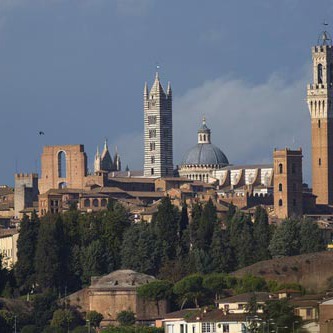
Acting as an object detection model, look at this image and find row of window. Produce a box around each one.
[83,198,108,208]
[149,129,170,138]
[278,183,298,191]
[147,115,169,125]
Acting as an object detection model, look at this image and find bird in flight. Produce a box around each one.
[38,131,45,135]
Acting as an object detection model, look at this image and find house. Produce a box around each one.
[217,292,271,314]
[161,308,247,333]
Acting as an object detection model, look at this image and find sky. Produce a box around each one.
[0,0,333,186]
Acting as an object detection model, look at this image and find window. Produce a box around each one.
[151,168,154,175]
[306,308,312,317]
[291,163,296,174]
[318,63,323,84]
[319,158,322,166]
[279,199,283,207]
[166,325,174,333]
[148,115,157,125]
[279,163,283,174]
[224,304,229,312]
[101,199,107,207]
[223,324,229,333]
[84,199,90,207]
[202,323,216,333]
[238,304,243,310]
[93,199,99,207]
[180,324,185,333]
[58,151,66,178]
[151,156,155,164]
[279,183,283,192]
[149,129,156,138]
[150,142,156,151]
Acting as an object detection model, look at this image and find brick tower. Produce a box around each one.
[144,72,173,177]
[307,30,333,205]
[273,148,303,218]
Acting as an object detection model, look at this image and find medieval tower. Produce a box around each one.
[307,30,333,205]
[144,72,173,177]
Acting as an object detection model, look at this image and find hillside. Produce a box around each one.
[233,251,333,292]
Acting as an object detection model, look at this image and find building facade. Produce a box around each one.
[144,72,173,177]
[307,31,333,205]
[273,148,303,219]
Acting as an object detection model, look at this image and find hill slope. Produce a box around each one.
[233,251,333,292]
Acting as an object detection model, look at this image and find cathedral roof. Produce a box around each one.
[181,143,229,167]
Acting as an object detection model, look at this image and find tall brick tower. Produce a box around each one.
[273,148,303,219]
[144,72,173,177]
[307,30,333,205]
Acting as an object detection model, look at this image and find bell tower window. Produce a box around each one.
[318,64,323,84]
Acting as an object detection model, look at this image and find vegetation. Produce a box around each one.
[116,310,136,326]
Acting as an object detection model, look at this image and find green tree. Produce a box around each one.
[236,275,268,294]
[300,218,325,254]
[33,291,58,328]
[51,309,74,330]
[269,219,300,257]
[190,203,202,250]
[209,224,235,273]
[35,216,61,290]
[202,273,228,301]
[81,240,105,285]
[116,310,135,326]
[86,310,103,328]
[15,212,40,292]
[137,280,173,315]
[152,197,179,261]
[262,299,302,331]
[121,222,158,275]
[173,274,204,309]
[253,206,271,261]
[198,199,217,251]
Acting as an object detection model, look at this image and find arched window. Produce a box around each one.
[58,151,66,178]
[318,64,323,84]
[200,134,202,141]
[93,199,99,207]
[278,183,282,192]
[318,119,321,128]
[279,199,283,207]
[59,182,67,189]
[101,199,107,207]
[203,134,206,141]
[84,199,90,207]
[279,163,283,174]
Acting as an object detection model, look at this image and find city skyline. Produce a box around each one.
[1,0,333,184]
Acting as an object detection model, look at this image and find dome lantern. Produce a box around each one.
[198,117,211,144]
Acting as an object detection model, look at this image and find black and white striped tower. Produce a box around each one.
[144,71,173,177]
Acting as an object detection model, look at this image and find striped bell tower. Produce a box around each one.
[144,72,173,177]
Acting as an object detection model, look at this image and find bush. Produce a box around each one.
[116,310,136,326]
[21,325,39,333]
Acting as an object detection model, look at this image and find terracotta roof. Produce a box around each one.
[91,186,125,194]
[156,177,192,182]
[127,191,165,198]
[218,292,271,304]
[0,187,14,196]
[0,228,18,238]
[163,309,247,323]
[108,177,155,184]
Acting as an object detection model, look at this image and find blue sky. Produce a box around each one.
[0,0,332,185]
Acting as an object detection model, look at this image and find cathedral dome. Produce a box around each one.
[182,143,229,166]
[181,118,229,167]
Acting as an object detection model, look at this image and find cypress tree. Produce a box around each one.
[253,206,271,261]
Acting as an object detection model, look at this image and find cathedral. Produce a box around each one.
[94,140,121,173]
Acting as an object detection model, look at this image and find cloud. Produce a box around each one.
[173,68,312,182]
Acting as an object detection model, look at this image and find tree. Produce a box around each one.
[35,216,61,290]
[236,275,268,294]
[202,273,228,301]
[121,222,158,275]
[253,206,271,261]
[300,219,325,254]
[86,311,103,328]
[33,291,58,328]
[173,274,204,309]
[190,203,202,250]
[152,197,179,261]
[116,310,135,326]
[137,280,173,315]
[51,309,74,330]
[269,219,300,257]
[209,224,235,273]
[262,299,302,331]
[198,199,217,251]
[15,213,40,292]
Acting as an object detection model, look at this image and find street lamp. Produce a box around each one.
[292,320,299,333]
[86,319,91,333]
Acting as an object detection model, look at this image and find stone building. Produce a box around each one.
[0,229,19,269]
[144,72,173,177]
[307,30,333,205]
[94,140,121,173]
[273,148,303,219]
[39,145,87,194]
[178,118,229,182]
[14,173,38,219]
[66,269,168,326]
[0,186,14,219]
